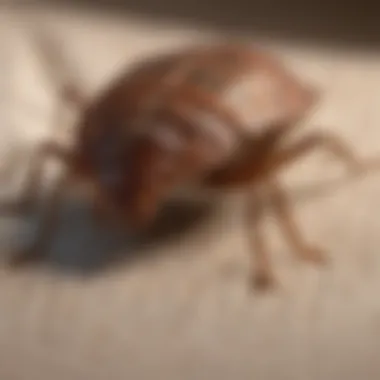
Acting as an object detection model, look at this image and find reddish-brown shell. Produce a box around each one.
[73,42,319,226]
[80,42,317,160]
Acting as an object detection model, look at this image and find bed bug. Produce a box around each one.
[3,31,380,290]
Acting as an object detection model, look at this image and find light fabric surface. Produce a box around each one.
[1,4,380,380]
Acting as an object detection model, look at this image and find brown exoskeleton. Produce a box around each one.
[4,31,380,290]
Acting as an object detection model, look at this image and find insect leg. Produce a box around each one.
[31,26,88,111]
[245,184,276,290]
[203,129,380,290]
[264,131,380,176]
[267,178,326,264]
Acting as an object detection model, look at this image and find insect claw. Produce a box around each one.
[251,271,277,292]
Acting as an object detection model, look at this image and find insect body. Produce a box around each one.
[5,37,380,290]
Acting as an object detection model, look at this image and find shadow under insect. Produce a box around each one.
[0,192,217,275]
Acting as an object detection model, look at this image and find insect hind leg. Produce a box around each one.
[267,178,327,264]
[31,25,88,111]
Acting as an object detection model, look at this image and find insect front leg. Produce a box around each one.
[245,177,327,291]
[264,130,380,176]
[266,178,326,264]
[203,129,380,291]
[245,185,277,290]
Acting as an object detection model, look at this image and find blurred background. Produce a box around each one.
[1,1,380,379]
[8,0,380,48]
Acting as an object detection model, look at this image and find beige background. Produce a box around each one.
[1,2,380,379]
